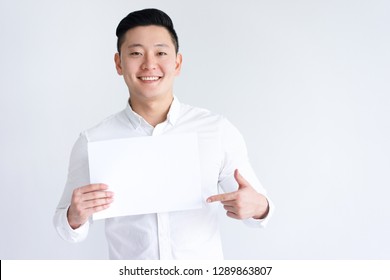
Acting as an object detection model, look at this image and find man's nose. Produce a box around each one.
[141,54,157,70]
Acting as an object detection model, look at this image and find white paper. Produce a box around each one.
[88,133,202,220]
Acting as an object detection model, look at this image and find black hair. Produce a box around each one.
[116,8,179,54]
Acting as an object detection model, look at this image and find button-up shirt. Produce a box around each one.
[53,97,273,259]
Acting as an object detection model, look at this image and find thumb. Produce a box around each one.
[234,169,249,189]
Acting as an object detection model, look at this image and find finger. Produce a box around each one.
[84,183,109,193]
[226,211,240,220]
[83,197,114,210]
[234,169,250,189]
[82,202,112,217]
[76,183,109,195]
[220,200,236,206]
[92,203,111,213]
[82,190,114,202]
[207,192,237,203]
[223,205,236,212]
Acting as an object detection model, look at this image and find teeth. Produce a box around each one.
[140,76,160,81]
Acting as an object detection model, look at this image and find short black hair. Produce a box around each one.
[116,8,179,54]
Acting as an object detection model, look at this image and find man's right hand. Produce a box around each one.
[67,184,114,229]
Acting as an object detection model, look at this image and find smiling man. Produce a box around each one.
[114,24,182,126]
[54,8,273,260]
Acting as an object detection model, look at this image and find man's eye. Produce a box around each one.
[130,52,142,56]
[157,52,167,56]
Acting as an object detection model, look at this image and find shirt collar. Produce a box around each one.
[124,102,143,129]
[124,96,181,129]
[166,96,180,126]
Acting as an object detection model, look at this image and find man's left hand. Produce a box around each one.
[207,169,269,220]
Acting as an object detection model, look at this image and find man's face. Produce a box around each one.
[114,25,182,102]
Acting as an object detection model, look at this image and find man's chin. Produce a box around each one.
[129,91,173,102]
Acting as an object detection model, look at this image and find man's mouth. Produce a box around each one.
[138,76,161,81]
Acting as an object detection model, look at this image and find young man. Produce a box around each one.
[54,8,273,259]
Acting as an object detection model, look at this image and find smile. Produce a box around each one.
[138,76,161,81]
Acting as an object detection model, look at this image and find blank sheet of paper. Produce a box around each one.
[88,133,202,220]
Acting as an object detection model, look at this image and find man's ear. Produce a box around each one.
[114,53,123,75]
[175,53,183,76]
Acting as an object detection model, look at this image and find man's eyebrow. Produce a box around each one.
[126,43,170,48]
[155,43,170,48]
[127,43,143,48]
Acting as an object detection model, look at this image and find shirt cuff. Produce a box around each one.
[54,205,90,243]
[243,196,275,228]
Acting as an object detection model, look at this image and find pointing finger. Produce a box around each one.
[207,191,237,203]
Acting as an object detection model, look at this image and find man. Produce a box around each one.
[54,8,273,259]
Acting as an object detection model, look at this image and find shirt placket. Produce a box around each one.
[156,212,172,259]
[152,122,173,259]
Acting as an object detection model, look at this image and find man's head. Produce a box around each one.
[116,8,179,54]
[114,9,182,103]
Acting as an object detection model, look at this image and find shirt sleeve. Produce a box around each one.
[53,132,91,242]
[218,117,274,228]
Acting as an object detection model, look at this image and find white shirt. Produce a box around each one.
[53,97,273,259]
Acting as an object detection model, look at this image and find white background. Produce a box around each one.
[1,0,389,259]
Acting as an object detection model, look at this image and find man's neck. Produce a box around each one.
[129,94,174,127]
